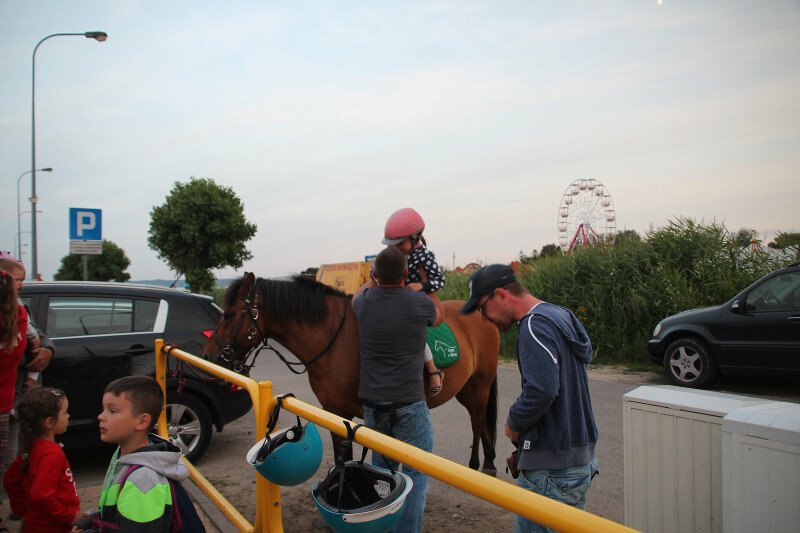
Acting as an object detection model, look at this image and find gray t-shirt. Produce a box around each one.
[353,287,436,403]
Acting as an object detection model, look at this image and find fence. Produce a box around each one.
[154,339,637,533]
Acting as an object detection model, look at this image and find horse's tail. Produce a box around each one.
[486,376,498,445]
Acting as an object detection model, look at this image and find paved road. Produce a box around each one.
[67,351,799,528]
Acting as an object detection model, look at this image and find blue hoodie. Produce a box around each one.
[507,302,599,471]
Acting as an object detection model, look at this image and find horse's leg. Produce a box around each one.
[454,383,487,472]
[455,377,498,475]
[479,377,498,476]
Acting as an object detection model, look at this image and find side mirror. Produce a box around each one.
[731,299,742,313]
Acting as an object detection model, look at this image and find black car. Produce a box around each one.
[20,281,252,461]
[647,263,800,388]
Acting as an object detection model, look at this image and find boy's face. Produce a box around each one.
[98,392,150,444]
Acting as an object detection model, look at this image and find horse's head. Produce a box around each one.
[203,272,264,373]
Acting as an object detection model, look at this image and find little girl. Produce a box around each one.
[3,387,82,532]
[382,207,446,396]
[1,269,28,473]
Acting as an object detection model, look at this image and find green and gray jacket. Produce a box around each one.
[94,435,188,532]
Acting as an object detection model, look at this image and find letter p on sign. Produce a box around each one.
[69,208,102,241]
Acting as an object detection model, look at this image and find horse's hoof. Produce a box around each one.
[481,467,497,477]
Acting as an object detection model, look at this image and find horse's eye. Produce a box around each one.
[223,312,234,320]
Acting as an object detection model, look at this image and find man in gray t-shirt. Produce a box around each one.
[352,246,440,533]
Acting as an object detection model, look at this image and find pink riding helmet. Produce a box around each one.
[382,208,425,245]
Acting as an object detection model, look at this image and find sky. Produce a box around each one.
[2,1,799,281]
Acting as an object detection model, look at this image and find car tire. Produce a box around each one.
[165,392,212,462]
[663,338,718,388]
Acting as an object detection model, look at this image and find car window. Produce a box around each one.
[46,296,161,337]
[745,271,800,312]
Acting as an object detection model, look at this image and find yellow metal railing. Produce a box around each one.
[154,340,638,533]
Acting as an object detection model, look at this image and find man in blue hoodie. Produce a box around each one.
[461,264,599,533]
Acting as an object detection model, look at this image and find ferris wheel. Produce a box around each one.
[557,178,616,253]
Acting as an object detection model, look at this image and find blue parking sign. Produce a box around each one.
[69,208,102,240]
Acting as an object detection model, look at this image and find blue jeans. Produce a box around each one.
[513,458,599,533]
[363,400,434,533]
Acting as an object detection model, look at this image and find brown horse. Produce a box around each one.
[203,272,501,474]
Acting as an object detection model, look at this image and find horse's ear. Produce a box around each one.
[241,272,256,295]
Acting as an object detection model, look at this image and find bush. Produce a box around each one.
[442,218,791,364]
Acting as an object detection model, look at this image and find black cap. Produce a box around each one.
[459,264,517,314]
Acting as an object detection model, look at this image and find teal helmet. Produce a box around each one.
[312,460,413,533]
[247,415,323,486]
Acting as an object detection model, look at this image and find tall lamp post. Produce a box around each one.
[17,167,52,259]
[31,31,107,280]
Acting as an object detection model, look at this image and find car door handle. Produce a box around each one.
[125,345,154,356]
[788,316,800,322]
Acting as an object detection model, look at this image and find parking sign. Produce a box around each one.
[69,208,102,240]
[69,208,103,255]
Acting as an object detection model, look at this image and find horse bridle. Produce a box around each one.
[212,278,349,375]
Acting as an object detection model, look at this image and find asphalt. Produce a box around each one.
[0,479,235,533]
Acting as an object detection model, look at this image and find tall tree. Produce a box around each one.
[148,178,257,293]
[54,240,131,281]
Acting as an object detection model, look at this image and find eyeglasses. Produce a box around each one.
[477,290,497,314]
[50,390,63,397]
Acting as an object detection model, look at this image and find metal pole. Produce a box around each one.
[17,168,52,260]
[31,32,106,280]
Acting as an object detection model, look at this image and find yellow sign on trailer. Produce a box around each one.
[315,261,374,294]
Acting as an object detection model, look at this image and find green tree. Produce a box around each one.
[768,232,800,260]
[148,178,257,293]
[53,240,131,281]
[734,227,757,247]
[613,229,642,247]
[539,243,561,258]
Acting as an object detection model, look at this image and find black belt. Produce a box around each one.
[362,399,414,410]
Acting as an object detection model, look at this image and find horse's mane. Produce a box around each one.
[224,275,349,325]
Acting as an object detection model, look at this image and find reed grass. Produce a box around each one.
[441,218,791,364]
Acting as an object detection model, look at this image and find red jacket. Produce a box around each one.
[0,305,27,412]
[3,438,81,532]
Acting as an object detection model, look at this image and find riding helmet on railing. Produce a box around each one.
[246,394,323,486]
[381,207,425,245]
[312,422,413,533]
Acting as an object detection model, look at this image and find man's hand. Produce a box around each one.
[504,423,519,443]
[26,346,53,372]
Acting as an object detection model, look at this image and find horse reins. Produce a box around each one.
[214,277,349,375]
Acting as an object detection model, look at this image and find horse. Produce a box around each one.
[202,272,501,474]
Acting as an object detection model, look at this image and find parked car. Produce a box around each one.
[20,281,252,461]
[647,263,800,388]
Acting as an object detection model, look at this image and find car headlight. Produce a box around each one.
[652,322,662,337]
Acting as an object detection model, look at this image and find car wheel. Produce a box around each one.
[663,338,718,388]
[165,392,212,462]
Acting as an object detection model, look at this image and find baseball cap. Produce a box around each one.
[460,264,517,314]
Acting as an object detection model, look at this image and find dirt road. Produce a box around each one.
[188,364,665,532]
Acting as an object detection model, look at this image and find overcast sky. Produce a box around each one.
[2,1,798,281]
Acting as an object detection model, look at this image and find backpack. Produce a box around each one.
[93,464,206,532]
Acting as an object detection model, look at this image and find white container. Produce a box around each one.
[721,402,800,533]
[623,385,770,533]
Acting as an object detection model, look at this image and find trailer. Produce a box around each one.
[315,260,374,294]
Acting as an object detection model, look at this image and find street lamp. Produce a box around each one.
[31,31,107,280]
[17,168,52,258]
